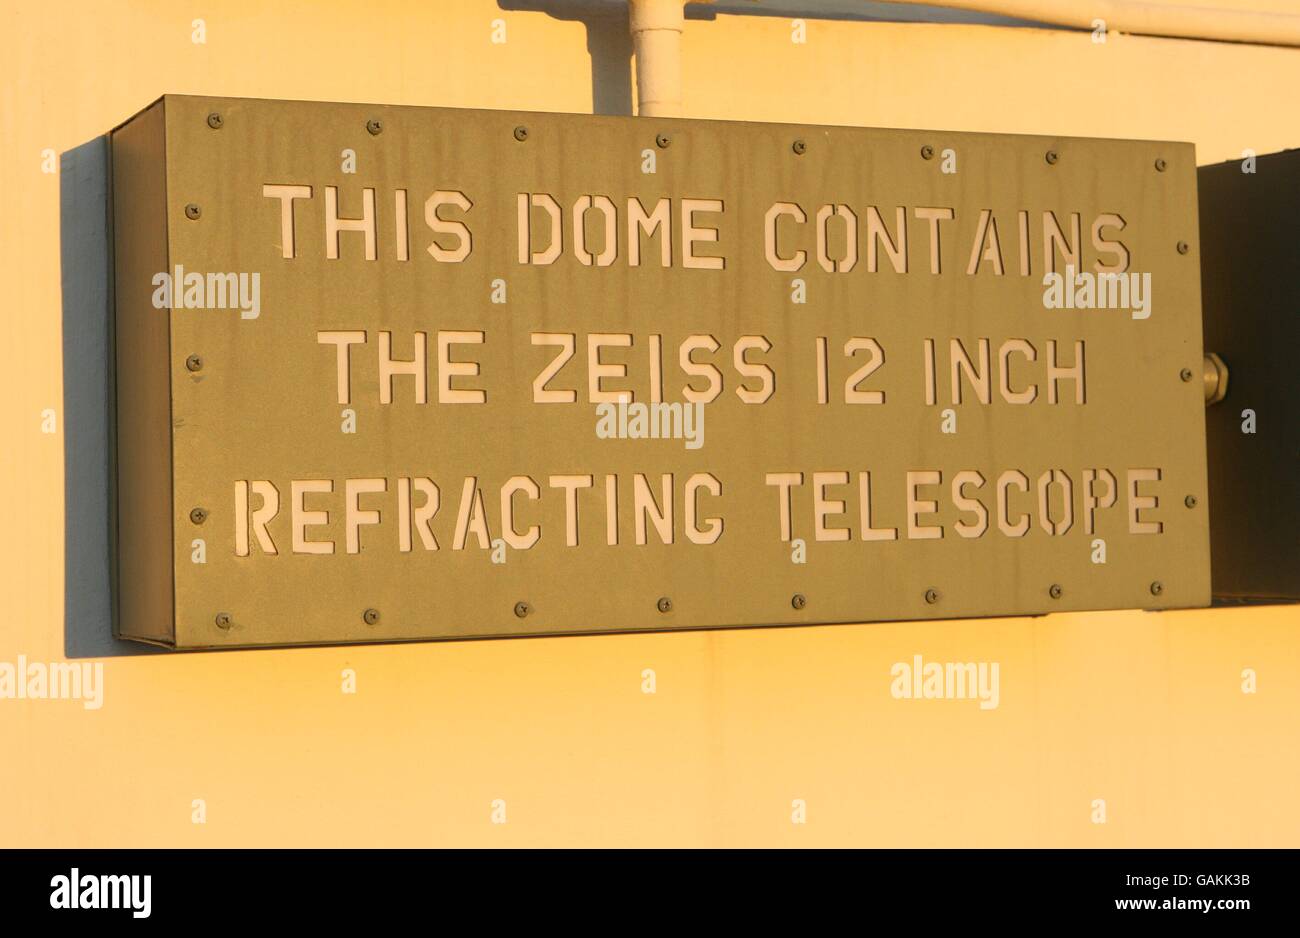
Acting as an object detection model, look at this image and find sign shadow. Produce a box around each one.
[60,135,163,658]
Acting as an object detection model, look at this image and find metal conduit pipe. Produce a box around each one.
[629,0,692,117]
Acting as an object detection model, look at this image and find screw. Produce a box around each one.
[1150,581,1164,596]
[206,112,223,130]
[513,601,531,618]
[920,145,934,160]
[657,597,673,614]
[184,203,201,220]
[363,608,380,625]
[185,354,204,372]
[924,588,939,605]
[189,507,208,525]
[792,593,807,610]
[1154,157,1167,172]
[656,133,671,148]
[1185,495,1198,508]
[513,125,529,142]
[1045,150,1059,165]
[1177,241,1190,254]
[1180,367,1194,382]
[366,119,383,136]
[214,612,231,629]
[1049,584,1063,599]
[792,139,807,155]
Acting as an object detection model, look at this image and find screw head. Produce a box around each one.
[656,133,671,148]
[184,203,201,220]
[657,597,673,614]
[1180,367,1194,382]
[1154,157,1167,172]
[792,139,807,155]
[185,354,204,372]
[366,118,383,136]
[513,125,529,142]
[920,144,935,160]
[924,588,939,605]
[206,112,223,130]
[1150,581,1164,596]
[792,593,807,610]
[189,507,208,525]
[513,601,531,618]
[1049,583,1063,600]
[1185,495,1198,508]
[214,612,231,629]
[1045,149,1059,165]
[363,608,380,625]
[1177,241,1190,255]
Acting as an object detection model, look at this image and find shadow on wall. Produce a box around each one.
[499,1,634,115]
[497,0,1048,116]
[60,136,162,658]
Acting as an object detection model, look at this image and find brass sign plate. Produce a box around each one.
[110,95,1211,649]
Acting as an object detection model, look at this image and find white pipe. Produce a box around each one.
[883,0,1300,48]
[629,0,688,117]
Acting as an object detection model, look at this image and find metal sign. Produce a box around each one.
[110,95,1211,648]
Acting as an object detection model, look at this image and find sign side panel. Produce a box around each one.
[111,100,177,645]
[1199,152,1300,602]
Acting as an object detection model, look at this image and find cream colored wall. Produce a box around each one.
[1,0,1297,847]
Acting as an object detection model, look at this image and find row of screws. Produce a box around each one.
[514,592,820,615]
[520,122,794,155]
[916,143,1169,173]
[211,581,1176,631]
[211,115,656,148]
[205,111,1174,175]
[215,607,379,630]
[502,582,1182,616]
[212,112,383,137]
[206,110,385,137]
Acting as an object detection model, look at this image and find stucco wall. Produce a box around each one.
[0,0,1296,846]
